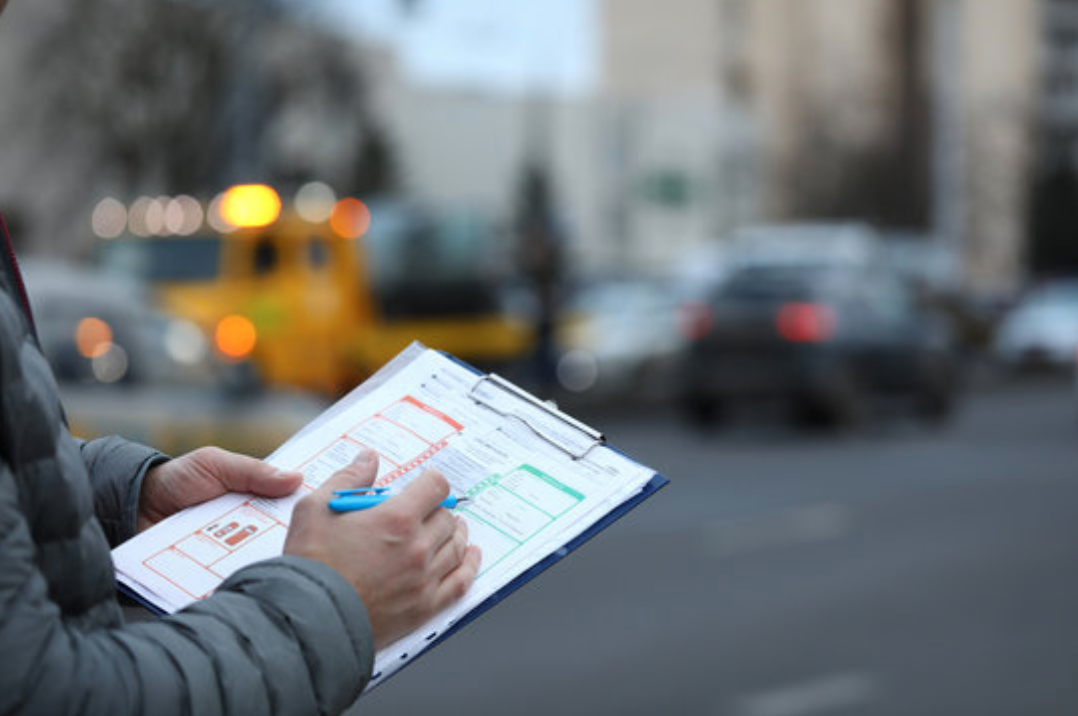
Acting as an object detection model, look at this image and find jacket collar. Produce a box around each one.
[0,211,37,333]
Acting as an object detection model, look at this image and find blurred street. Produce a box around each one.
[356,376,1078,716]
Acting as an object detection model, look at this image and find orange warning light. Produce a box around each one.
[215,314,257,359]
[330,198,372,239]
[75,317,114,358]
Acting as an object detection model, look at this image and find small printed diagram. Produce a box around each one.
[205,517,260,547]
[459,465,584,575]
[143,503,284,600]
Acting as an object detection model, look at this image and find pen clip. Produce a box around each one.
[332,487,390,496]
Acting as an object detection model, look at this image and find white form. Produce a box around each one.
[111,343,658,690]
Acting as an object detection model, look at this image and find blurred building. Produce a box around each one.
[1040,0,1078,160]
[354,56,601,274]
[354,1,759,278]
[953,0,1039,295]
[1029,0,1078,274]
[345,0,1049,290]
[602,0,1041,297]
[599,0,760,272]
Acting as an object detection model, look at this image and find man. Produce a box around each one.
[0,3,481,713]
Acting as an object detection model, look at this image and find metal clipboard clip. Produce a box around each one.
[468,374,605,460]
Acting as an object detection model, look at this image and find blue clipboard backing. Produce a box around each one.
[118,581,166,616]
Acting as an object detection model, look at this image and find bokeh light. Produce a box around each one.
[219,184,281,229]
[215,314,257,360]
[91,344,129,383]
[127,196,154,237]
[207,193,232,233]
[557,349,600,392]
[144,196,168,235]
[91,198,127,239]
[164,318,208,365]
[74,317,113,359]
[295,181,337,223]
[165,195,204,235]
[330,198,372,239]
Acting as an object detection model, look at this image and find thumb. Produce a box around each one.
[314,449,379,498]
[206,449,303,497]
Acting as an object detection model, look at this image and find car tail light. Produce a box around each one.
[775,302,836,343]
[677,300,715,340]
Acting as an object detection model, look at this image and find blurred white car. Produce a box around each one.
[554,276,687,400]
[994,279,1078,371]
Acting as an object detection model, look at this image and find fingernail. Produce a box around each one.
[354,449,376,465]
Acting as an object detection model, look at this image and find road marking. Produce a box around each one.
[728,671,880,716]
[700,502,851,558]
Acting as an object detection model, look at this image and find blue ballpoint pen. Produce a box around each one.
[328,487,469,513]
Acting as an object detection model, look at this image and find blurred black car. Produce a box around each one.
[679,261,957,426]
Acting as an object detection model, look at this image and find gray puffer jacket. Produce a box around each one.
[0,217,373,716]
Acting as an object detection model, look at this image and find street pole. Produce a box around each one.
[931,0,966,290]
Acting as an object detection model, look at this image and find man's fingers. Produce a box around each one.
[391,469,450,518]
[423,508,461,555]
[433,545,482,607]
[206,449,303,497]
[246,465,304,497]
[314,450,379,498]
[427,516,469,579]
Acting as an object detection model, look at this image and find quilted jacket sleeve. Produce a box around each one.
[0,458,375,716]
[79,436,169,546]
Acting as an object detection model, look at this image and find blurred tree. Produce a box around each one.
[25,0,233,196]
[348,124,398,197]
[515,157,564,388]
[255,19,398,196]
[14,0,397,220]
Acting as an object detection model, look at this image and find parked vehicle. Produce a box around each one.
[678,229,957,426]
[95,187,531,397]
[554,276,687,401]
[993,278,1078,372]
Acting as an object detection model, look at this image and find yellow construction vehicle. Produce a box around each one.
[93,185,533,396]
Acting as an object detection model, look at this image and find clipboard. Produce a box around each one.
[114,342,669,688]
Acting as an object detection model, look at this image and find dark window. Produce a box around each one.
[307,237,329,269]
[100,236,222,281]
[253,238,278,276]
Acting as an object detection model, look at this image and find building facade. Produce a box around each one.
[601,0,1042,296]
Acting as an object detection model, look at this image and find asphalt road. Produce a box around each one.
[354,377,1078,716]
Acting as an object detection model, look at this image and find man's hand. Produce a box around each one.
[284,450,482,649]
[138,447,303,532]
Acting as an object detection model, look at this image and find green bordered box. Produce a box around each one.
[461,464,585,574]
